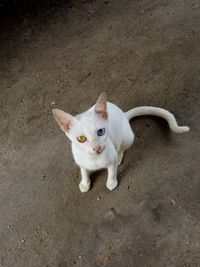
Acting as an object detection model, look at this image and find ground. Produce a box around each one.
[0,0,200,266]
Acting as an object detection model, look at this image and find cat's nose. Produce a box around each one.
[92,144,101,153]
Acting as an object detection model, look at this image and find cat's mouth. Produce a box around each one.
[94,147,105,154]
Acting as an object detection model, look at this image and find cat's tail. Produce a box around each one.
[125,106,190,133]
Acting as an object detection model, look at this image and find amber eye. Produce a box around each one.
[77,135,87,143]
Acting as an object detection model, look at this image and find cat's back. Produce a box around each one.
[107,102,129,127]
[107,102,132,147]
[107,102,125,118]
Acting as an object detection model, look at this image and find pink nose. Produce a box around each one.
[92,145,101,153]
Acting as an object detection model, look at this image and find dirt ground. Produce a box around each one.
[0,0,200,266]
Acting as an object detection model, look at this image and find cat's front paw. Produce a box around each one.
[106,179,118,191]
[79,181,91,193]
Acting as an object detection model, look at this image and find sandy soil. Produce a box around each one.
[0,0,200,266]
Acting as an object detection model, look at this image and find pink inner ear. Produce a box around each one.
[94,92,108,120]
[95,109,108,120]
[52,109,74,132]
[62,121,71,132]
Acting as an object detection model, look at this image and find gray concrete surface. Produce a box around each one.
[0,0,200,266]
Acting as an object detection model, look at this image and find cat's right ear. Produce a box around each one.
[94,92,108,119]
[52,109,76,133]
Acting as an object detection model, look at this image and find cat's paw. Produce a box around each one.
[106,179,118,191]
[79,181,91,193]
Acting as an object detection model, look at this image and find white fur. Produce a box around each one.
[125,106,190,133]
[53,98,189,193]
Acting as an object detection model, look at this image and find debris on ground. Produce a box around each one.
[99,251,114,264]
[170,199,176,205]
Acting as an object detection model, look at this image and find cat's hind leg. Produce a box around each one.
[118,125,134,166]
[118,151,124,166]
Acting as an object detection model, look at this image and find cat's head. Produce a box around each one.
[52,93,109,154]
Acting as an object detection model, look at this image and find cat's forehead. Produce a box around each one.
[76,110,107,129]
[81,120,98,135]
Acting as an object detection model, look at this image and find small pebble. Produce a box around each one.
[97,197,101,200]
[21,239,25,243]
[51,102,56,105]
[105,208,118,219]
[78,255,82,259]
[7,225,11,229]
[170,199,176,205]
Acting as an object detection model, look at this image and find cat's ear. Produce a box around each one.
[52,109,76,133]
[94,92,108,119]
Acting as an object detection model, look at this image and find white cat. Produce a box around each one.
[52,93,189,193]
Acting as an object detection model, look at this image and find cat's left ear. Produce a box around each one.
[52,109,77,133]
[94,92,108,119]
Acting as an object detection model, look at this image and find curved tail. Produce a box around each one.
[125,106,190,133]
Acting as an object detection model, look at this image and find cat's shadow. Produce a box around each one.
[131,116,171,140]
[117,117,173,185]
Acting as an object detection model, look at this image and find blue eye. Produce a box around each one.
[97,128,106,136]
